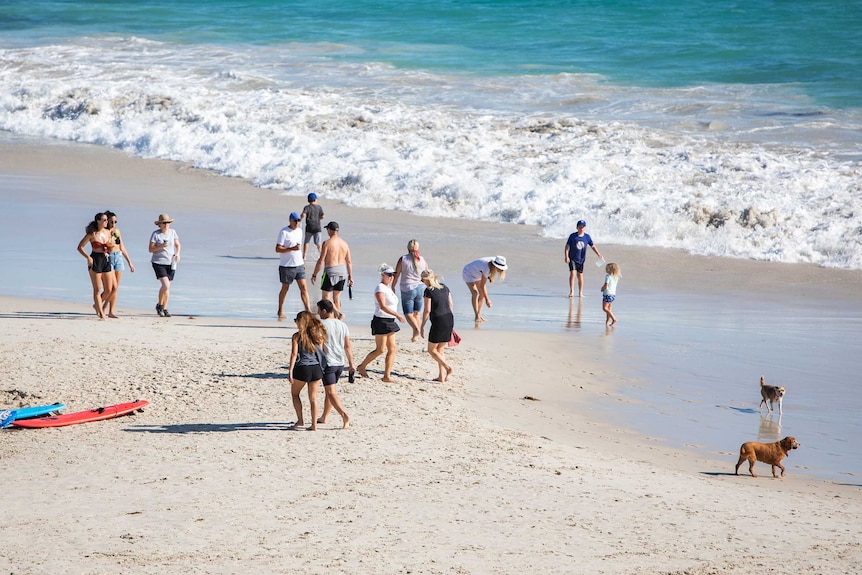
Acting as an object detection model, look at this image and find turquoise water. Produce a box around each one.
[1,1,861,268]
[2,0,860,107]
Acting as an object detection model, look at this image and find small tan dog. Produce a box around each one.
[759,376,785,414]
[735,436,800,478]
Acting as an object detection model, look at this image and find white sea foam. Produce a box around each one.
[2,37,861,269]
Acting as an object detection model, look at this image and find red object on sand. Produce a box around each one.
[11,400,149,428]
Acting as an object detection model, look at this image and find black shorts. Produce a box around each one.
[323,365,344,386]
[322,273,346,292]
[152,262,175,281]
[371,316,400,335]
[428,313,454,344]
[279,265,306,285]
[90,252,111,274]
[292,364,323,383]
[568,261,585,273]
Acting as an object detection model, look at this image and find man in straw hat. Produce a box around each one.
[148,213,181,317]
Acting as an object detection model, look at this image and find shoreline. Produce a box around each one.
[2,136,862,483]
[2,295,860,574]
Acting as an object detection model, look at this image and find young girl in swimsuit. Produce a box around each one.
[103,210,135,318]
[76,212,116,320]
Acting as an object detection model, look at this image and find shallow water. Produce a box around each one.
[2,164,860,482]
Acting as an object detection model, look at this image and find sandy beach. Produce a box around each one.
[2,138,862,574]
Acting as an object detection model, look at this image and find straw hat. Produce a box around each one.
[154,213,174,225]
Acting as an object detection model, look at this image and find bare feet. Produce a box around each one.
[432,377,443,382]
[341,414,350,429]
[316,417,327,424]
[93,304,105,320]
[357,366,368,378]
[305,425,316,431]
[568,292,574,298]
[475,315,486,323]
[381,377,394,383]
[288,422,304,430]
[107,313,119,319]
[277,312,286,321]
[444,366,453,382]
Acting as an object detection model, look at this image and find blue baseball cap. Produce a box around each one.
[577,220,587,227]
[289,212,301,221]
[308,193,318,201]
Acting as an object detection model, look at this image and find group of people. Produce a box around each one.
[76,197,619,428]
[78,211,181,319]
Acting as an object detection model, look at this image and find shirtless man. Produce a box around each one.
[310,221,353,318]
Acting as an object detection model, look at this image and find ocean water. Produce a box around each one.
[0,0,862,269]
[1,0,861,271]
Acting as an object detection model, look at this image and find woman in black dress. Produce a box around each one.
[420,270,454,382]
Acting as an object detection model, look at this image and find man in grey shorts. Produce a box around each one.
[310,221,353,318]
[276,212,311,319]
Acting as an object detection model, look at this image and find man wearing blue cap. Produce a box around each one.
[564,220,603,298]
[276,212,311,319]
[301,192,325,259]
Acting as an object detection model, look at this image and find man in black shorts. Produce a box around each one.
[310,221,353,318]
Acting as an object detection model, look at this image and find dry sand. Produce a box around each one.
[1,295,861,575]
[1,138,861,574]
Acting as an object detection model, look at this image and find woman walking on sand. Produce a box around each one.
[76,212,116,320]
[357,264,405,382]
[393,239,429,342]
[462,255,507,322]
[600,262,621,326]
[420,270,454,382]
[103,210,135,318]
[148,213,181,317]
[288,311,327,431]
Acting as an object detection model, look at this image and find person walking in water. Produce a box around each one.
[462,255,507,322]
[310,221,353,318]
[565,220,603,298]
[276,212,311,319]
[148,213,181,318]
[301,193,325,260]
[393,239,429,342]
[600,262,621,326]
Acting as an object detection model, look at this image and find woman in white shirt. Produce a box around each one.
[461,255,507,322]
[357,264,405,382]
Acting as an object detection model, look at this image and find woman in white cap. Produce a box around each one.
[148,213,181,317]
[462,255,507,322]
[357,263,405,382]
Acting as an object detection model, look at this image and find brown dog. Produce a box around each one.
[759,376,786,414]
[735,436,800,478]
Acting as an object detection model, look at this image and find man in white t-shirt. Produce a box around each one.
[276,212,310,319]
[316,299,352,429]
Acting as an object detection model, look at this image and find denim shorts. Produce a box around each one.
[400,285,425,314]
[108,251,125,271]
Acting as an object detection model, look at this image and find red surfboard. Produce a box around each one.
[11,400,149,428]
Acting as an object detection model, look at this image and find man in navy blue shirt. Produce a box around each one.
[564,220,603,298]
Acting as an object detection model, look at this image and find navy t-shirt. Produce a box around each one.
[565,232,593,264]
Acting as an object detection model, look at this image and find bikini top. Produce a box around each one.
[112,231,121,246]
[91,240,107,252]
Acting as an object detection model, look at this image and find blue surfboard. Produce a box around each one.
[0,403,66,428]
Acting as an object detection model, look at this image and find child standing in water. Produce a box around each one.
[600,262,621,326]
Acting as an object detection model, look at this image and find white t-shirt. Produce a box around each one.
[276,225,304,267]
[603,274,619,296]
[462,257,493,283]
[150,228,179,265]
[373,282,399,318]
[321,317,350,367]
